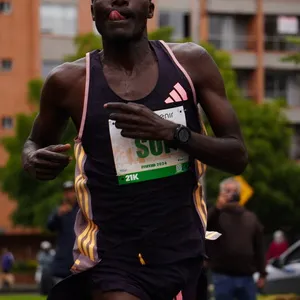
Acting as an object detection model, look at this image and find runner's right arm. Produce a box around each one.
[22,67,71,180]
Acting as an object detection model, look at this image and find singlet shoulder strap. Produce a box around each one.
[77,52,91,141]
[159,41,197,106]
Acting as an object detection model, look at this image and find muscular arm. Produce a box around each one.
[176,44,248,174]
[23,67,69,148]
[22,65,73,179]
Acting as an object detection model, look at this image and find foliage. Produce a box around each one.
[0,114,76,227]
[64,32,102,62]
[148,26,173,41]
[205,98,300,233]
[27,79,44,106]
[202,43,300,233]
[281,37,300,65]
[1,27,300,233]
[12,260,38,273]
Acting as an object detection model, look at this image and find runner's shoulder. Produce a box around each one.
[166,42,216,85]
[45,57,86,92]
[167,42,208,63]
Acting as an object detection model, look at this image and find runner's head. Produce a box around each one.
[91,0,155,42]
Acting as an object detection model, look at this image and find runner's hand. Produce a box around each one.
[104,102,177,140]
[25,144,72,180]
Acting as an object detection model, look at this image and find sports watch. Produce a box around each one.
[173,124,191,144]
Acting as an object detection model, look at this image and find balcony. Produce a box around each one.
[263,0,300,15]
[207,0,256,14]
[283,108,300,125]
[264,36,300,70]
[265,36,300,52]
[157,0,189,12]
[208,35,257,68]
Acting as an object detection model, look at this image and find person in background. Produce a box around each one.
[266,230,289,262]
[0,248,14,289]
[47,180,78,285]
[36,241,55,295]
[206,177,266,300]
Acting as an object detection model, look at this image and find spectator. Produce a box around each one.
[206,177,267,300]
[266,230,289,261]
[0,248,14,289]
[47,181,78,285]
[36,241,55,295]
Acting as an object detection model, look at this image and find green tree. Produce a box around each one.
[281,37,300,65]
[64,32,103,62]
[205,99,300,233]
[0,81,76,228]
[1,27,300,233]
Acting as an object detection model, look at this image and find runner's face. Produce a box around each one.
[92,0,154,42]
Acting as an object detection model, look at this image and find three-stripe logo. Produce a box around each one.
[165,82,188,104]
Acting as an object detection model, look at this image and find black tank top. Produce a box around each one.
[72,41,208,274]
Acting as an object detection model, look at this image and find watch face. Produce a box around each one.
[178,128,190,143]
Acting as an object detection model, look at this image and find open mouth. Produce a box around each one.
[108,10,129,21]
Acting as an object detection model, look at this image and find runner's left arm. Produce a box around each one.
[177,46,248,174]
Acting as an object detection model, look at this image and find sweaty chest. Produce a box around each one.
[103,63,159,101]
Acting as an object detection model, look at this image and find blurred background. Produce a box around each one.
[0,0,300,299]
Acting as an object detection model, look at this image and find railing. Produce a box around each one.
[264,89,287,99]
[208,35,256,51]
[208,34,300,52]
[264,35,300,52]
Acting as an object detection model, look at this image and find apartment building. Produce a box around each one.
[0,0,40,232]
[158,0,300,160]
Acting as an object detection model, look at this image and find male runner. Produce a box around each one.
[22,0,248,299]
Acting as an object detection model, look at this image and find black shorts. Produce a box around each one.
[87,256,202,300]
[47,256,203,300]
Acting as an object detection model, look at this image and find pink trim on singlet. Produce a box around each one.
[159,40,197,106]
[78,52,91,140]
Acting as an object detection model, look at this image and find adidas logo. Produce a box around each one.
[165,83,188,104]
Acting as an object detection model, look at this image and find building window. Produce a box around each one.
[159,11,190,40]
[159,12,170,27]
[0,59,12,71]
[0,2,11,14]
[2,117,13,129]
[265,16,300,51]
[265,71,288,99]
[236,70,252,98]
[209,15,251,51]
[40,4,77,36]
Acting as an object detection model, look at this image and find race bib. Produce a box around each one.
[109,106,189,185]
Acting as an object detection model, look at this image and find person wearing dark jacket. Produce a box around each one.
[206,177,266,300]
[47,180,78,285]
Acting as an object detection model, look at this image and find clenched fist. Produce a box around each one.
[24,144,72,181]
